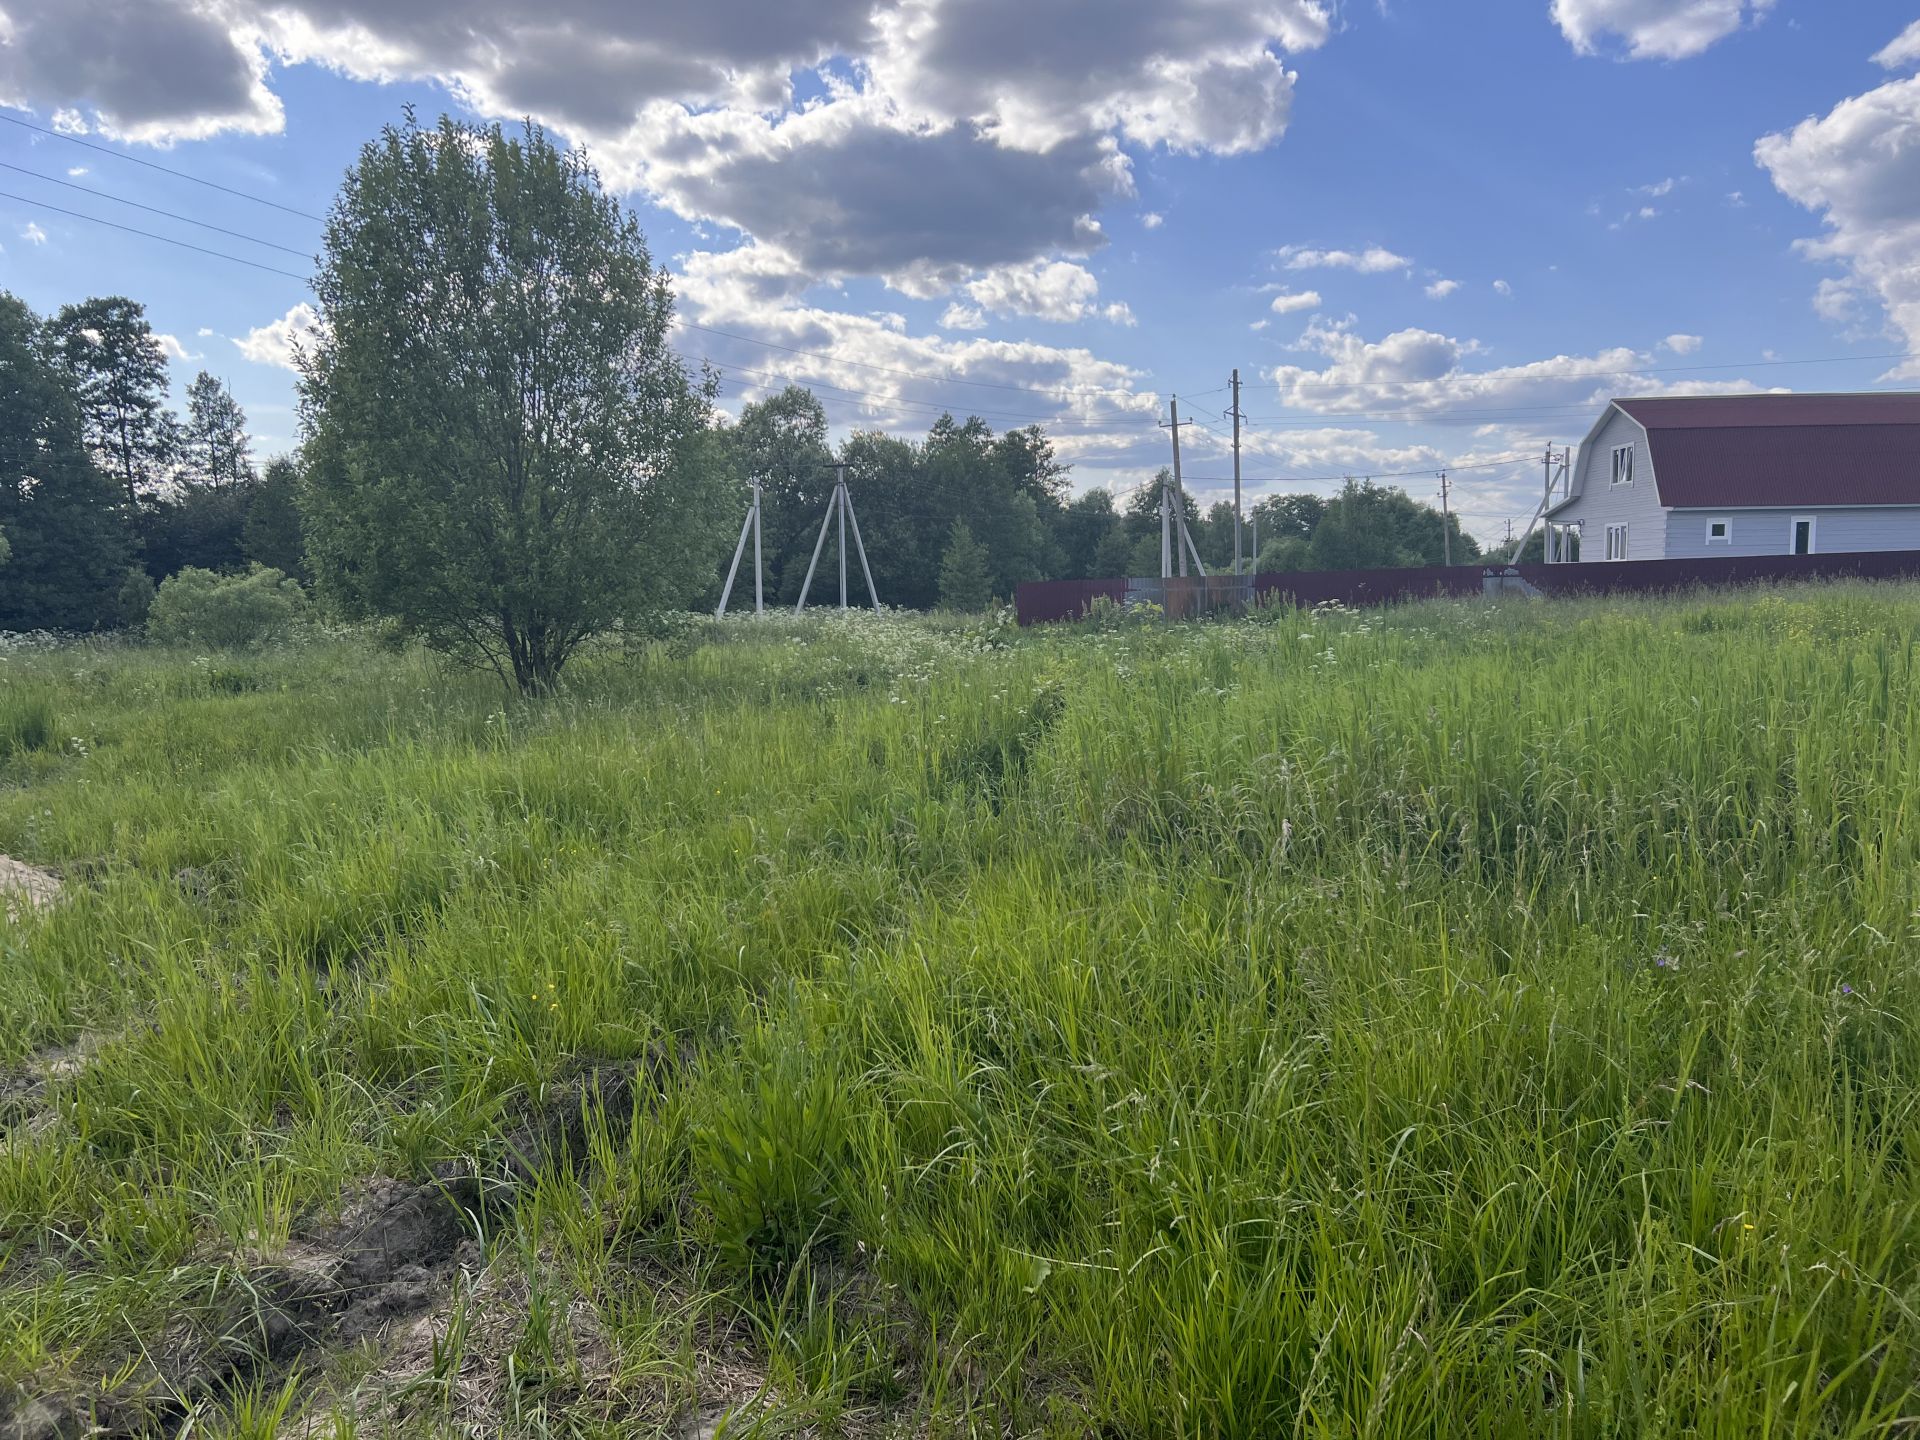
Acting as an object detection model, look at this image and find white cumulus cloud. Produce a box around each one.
[234,301,324,370]
[1874,20,1920,70]
[1276,244,1410,273]
[1661,333,1703,354]
[1551,0,1774,61]
[19,222,46,245]
[1425,279,1461,299]
[1757,71,1920,377]
[1268,288,1322,315]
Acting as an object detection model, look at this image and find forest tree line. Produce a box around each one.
[0,113,1480,689]
[0,289,1481,632]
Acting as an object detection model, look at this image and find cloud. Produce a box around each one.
[1756,72,1920,378]
[940,303,987,331]
[155,333,201,361]
[1551,0,1774,61]
[1874,20,1920,70]
[1277,244,1411,273]
[65,166,88,178]
[1424,278,1461,299]
[1493,279,1512,296]
[195,326,215,337]
[1265,316,1762,419]
[18,221,46,245]
[1660,333,1703,354]
[1141,211,1164,229]
[1811,277,1863,325]
[234,301,324,370]
[1268,288,1322,315]
[963,259,1129,324]
[0,0,283,143]
[0,0,1332,302]
[1635,177,1677,197]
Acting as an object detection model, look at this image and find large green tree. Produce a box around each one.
[46,296,174,511]
[0,293,135,630]
[1306,479,1481,571]
[301,113,724,693]
[937,519,993,611]
[180,371,254,492]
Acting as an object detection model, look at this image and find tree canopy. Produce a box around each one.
[300,113,725,693]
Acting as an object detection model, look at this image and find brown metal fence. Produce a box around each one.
[1016,550,1920,625]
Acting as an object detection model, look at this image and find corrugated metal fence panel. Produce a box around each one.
[1016,550,1920,624]
[1013,577,1128,623]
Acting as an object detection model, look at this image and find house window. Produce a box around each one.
[1606,523,1629,561]
[1611,444,1635,486]
[1792,516,1816,556]
[1707,519,1731,545]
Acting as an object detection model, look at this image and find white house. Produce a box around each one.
[1543,392,1920,562]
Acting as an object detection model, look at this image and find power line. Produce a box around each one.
[1186,454,1533,488]
[0,189,310,280]
[0,161,314,257]
[0,111,325,221]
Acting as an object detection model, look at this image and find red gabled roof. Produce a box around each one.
[1613,392,1920,509]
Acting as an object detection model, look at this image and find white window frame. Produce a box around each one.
[1791,515,1817,556]
[1611,444,1635,487]
[1605,522,1629,562]
[1706,518,1731,545]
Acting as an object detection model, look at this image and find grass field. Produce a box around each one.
[2,584,1918,1438]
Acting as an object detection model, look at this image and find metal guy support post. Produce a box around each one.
[1439,469,1452,567]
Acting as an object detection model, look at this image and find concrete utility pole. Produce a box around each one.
[1439,469,1452,567]
[716,473,765,617]
[1159,397,1206,580]
[1229,369,1245,576]
[795,462,881,613]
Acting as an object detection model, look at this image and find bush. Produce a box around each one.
[115,568,156,629]
[148,565,308,650]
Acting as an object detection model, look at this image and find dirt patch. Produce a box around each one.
[0,1059,656,1439]
[0,1175,476,1439]
[0,856,59,922]
[0,1031,120,1141]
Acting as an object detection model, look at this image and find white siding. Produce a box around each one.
[1550,410,1668,561]
[1664,507,1920,559]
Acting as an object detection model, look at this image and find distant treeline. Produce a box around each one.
[0,119,1478,652]
[0,292,304,631]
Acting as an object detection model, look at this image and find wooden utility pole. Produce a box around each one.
[1229,369,1244,575]
[1439,469,1452,567]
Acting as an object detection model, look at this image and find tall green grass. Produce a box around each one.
[1,589,1917,1436]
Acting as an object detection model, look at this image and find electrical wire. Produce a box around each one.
[0,112,326,221]
[1184,454,1534,487]
[0,161,314,257]
[0,189,310,280]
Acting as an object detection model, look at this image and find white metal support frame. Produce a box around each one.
[715,474,765,617]
[795,462,881,614]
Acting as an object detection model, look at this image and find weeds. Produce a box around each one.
[2,586,1919,1436]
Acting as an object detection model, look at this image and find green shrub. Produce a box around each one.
[115,568,156,629]
[148,565,308,650]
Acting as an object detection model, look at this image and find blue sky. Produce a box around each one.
[2,0,1917,543]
